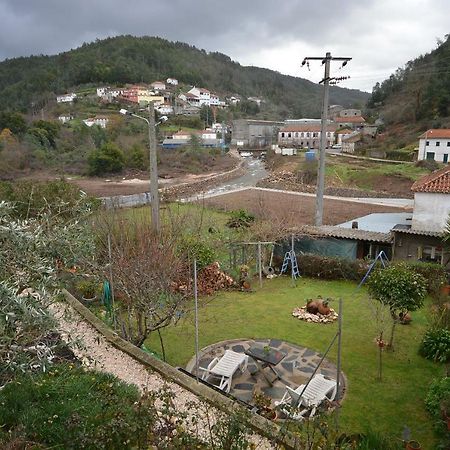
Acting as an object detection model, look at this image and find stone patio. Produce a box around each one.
[186,338,345,414]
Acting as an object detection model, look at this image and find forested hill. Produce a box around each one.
[0,35,368,117]
[367,34,450,124]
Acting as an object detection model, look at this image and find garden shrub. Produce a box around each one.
[420,328,450,363]
[425,376,450,447]
[415,159,440,171]
[226,209,255,229]
[398,261,447,297]
[0,365,156,449]
[177,236,216,269]
[296,254,368,281]
[88,142,125,175]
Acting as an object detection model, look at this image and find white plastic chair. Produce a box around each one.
[199,350,248,393]
[275,373,337,419]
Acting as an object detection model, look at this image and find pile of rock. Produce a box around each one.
[292,298,339,324]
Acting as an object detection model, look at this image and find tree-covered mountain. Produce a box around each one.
[0,35,368,117]
[367,34,450,124]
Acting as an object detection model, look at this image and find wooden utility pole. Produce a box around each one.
[301,53,352,226]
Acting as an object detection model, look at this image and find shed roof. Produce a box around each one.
[335,116,366,123]
[391,224,443,237]
[419,129,450,139]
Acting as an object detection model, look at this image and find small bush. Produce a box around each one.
[415,159,440,171]
[88,142,125,175]
[226,209,255,229]
[420,328,450,363]
[177,236,216,269]
[296,254,368,281]
[425,376,450,446]
[399,261,446,297]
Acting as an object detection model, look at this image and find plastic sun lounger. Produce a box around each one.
[199,350,248,393]
[275,373,337,419]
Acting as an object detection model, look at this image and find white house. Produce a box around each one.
[188,87,210,106]
[417,129,450,163]
[210,93,225,107]
[179,92,201,106]
[247,96,263,106]
[410,165,450,232]
[227,96,241,105]
[56,93,77,103]
[83,116,109,128]
[96,87,109,97]
[155,103,174,115]
[58,114,73,124]
[166,78,178,86]
[151,81,166,91]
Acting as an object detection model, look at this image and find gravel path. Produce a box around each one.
[49,301,274,449]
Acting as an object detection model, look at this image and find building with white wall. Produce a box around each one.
[166,78,178,86]
[417,129,450,162]
[278,124,337,149]
[188,87,211,106]
[83,116,109,128]
[56,93,77,103]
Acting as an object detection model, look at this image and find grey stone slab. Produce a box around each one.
[231,344,246,352]
[303,349,315,357]
[269,339,282,348]
[299,366,314,374]
[234,383,254,391]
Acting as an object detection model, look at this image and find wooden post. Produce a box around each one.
[258,241,263,288]
[194,259,199,383]
[107,234,116,327]
[335,298,343,428]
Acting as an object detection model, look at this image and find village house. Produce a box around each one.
[227,96,241,105]
[188,87,211,106]
[334,115,366,130]
[391,166,450,266]
[58,114,73,124]
[96,87,109,97]
[417,129,450,162]
[155,103,174,115]
[83,116,109,128]
[151,81,166,91]
[166,78,178,86]
[56,93,77,103]
[278,124,337,149]
[179,92,201,107]
[162,128,221,149]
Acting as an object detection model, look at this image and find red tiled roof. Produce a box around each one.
[335,116,366,123]
[411,165,450,193]
[419,129,450,139]
[280,124,337,133]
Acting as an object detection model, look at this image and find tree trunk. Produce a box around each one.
[388,318,397,351]
[157,329,166,362]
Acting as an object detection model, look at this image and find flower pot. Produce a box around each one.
[82,295,97,303]
[406,440,421,450]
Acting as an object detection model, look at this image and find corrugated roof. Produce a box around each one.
[280,124,337,133]
[419,129,450,139]
[391,224,443,237]
[335,116,366,123]
[411,165,450,193]
[286,225,392,243]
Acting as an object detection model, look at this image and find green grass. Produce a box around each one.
[146,276,442,447]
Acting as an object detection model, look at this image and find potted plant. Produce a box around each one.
[77,279,99,302]
[253,391,277,420]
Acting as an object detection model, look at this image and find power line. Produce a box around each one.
[301,53,352,227]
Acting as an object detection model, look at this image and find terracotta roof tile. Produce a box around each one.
[280,124,337,133]
[411,165,450,193]
[335,116,366,123]
[419,129,450,139]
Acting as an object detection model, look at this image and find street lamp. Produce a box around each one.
[120,103,168,233]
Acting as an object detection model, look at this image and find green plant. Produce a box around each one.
[177,236,216,270]
[77,278,99,299]
[400,261,447,297]
[88,142,125,175]
[425,376,450,447]
[367,264,427,348]
[420,328,450,363]
[226,210,255,229]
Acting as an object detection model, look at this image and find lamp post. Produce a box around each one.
[120,103,168,234]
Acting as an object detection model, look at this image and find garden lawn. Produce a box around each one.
[147,276,442,447]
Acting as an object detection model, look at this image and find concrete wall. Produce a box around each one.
[418,138,450,162]
[231,120,282,148]
[412,192,450,231]
[392,232,448,266]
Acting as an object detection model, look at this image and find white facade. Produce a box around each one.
[96,87,109,97]
[188,87,210,106]
[412,192,450,232]
[58,115,73,124]
[56,93,77,103]
[418,137,450,162]
[151,81,166,91]
[83,117,109,128]
[166,78,178,86]
[155,104,174,115]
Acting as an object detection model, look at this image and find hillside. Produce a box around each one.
[367,34,450,126]
[0,35,368,118]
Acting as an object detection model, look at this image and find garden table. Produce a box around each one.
[245,345,286,386]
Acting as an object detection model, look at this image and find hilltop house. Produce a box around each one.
[391,166,450,266]
[56,93,77,103]
[151,81,166,91]
[83,116,109,128]
[417,129,450,162]
[188,87,211,106]
[334,115,365,130]
[166,78,178,86]
[58,114,73,124]
[278,124,337,149]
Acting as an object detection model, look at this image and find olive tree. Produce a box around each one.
[367,264,427,349]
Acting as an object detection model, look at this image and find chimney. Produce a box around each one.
[352,221,358,229]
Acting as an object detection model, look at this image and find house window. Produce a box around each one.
[426,152,435,160]
[281,132,285,138]
[306,133,310,138]
[426,141,429,146]
[301,132,304,137]
[288,133,291,138]
[294,132,298,138]
[420,245,444,264]
[444,154,449,163]
[313,132,318,137]
[436,141,440,147]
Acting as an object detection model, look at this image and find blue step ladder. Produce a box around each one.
[280,250,300,278]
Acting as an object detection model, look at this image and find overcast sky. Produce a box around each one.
[1,0,449,92]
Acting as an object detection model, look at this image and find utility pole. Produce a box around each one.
[302,53,351,226]
[148,101,160,234]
